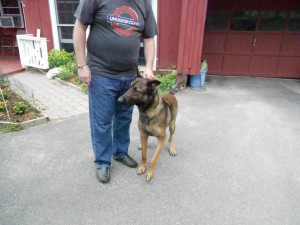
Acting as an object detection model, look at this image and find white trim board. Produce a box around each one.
[151,0,158,71]
[48,0,60,50]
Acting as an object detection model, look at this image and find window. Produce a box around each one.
[259,11,287,32]
[288,11,300,32]
[55,0,79,51]
[206,11,229,31]
[230,11,258,31]
[0,0,25,28]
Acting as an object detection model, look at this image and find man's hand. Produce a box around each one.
[142,67,155,79]
[78,66,91,86]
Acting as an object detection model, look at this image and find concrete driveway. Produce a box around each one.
[1,75,300,225]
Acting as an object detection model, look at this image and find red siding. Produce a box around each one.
[23,0,54,50]
[157,0,182,69]
[177,0,208,75]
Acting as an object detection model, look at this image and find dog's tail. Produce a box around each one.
[170,71,187,95]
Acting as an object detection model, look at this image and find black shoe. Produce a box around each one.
[115,154,138,168]
[96,167,110,183]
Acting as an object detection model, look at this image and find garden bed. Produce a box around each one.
[0,78,48,133]
[47,49,178,94]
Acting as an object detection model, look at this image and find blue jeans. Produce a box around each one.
[89,74,135,169]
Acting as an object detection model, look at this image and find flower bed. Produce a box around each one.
[0,78,47,133]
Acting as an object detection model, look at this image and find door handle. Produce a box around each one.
[252,38,256,46]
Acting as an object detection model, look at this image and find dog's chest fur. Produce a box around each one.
[138,98,171,137]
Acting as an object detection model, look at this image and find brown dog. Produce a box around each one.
[118,77,179,181]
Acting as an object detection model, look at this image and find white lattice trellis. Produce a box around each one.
[17,35,49,69]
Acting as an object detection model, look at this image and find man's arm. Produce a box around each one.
[73,19,91,85]
[142,38,156,79]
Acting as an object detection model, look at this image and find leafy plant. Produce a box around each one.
[1,88,11,99]
[75,76,82,85]
[81,85,88,94]
[63,59,78,75]
[0,77,10,88]
[1,124,24,133]
[156,71,177,93]
[169,64,177,70]
[0,101,9,111]
[48,49,76,69]
[56,67,74,80]
[13,102,29,115]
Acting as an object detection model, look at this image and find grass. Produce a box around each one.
[0,124,24,133]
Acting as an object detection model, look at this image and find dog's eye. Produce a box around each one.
[133,87,139,93]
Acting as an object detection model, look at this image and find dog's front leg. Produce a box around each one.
[137,132,148,175]
[147,135,166,181]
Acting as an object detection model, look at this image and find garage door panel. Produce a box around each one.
[277,57,300,78]
[253,34,282,55]
[202,54,223,74]
[249,56,278,75]
[223,55,250,74]
[281,34,300,56]
[203,33,226,53]
[204,1,299,78]
[225,34,253,54]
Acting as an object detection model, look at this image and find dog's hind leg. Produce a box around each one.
[147,135,167,181]
[137,132,148,175]
[168,120,177,156]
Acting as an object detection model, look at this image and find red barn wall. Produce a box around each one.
[177,0,208,75]
[22,0,54,51]
[157,0,182,69]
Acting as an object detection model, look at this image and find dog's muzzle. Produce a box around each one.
[118,96,132,107]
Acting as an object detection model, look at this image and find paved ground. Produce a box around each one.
[1,75,300,225]
[8,71,88,120]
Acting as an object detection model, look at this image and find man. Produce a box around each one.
[73,0,158,183]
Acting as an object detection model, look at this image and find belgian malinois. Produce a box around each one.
[118,72,186,181]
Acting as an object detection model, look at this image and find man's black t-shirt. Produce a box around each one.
[75,0,158,76]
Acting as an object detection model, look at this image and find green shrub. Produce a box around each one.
[64,60,78,75]
[13,102,29,115]
[48,49,75,69]
[56,67,74,80]
[0,101,9,111]
[156,71,177,93]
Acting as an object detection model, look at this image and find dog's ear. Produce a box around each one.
[148,80,160,89]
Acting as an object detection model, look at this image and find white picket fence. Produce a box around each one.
[17,34,49,69]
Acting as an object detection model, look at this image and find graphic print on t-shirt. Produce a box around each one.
[107,6,141,36]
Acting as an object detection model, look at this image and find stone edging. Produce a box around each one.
[0,116,50,129]
[54,77,83,92]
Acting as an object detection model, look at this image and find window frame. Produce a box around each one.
[54,0,79,47]
[0,0,25,28]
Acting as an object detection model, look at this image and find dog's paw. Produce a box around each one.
[137,166,146,175]
[146,171,153,181]
[138,144,142,150]
[169,147,177,156]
